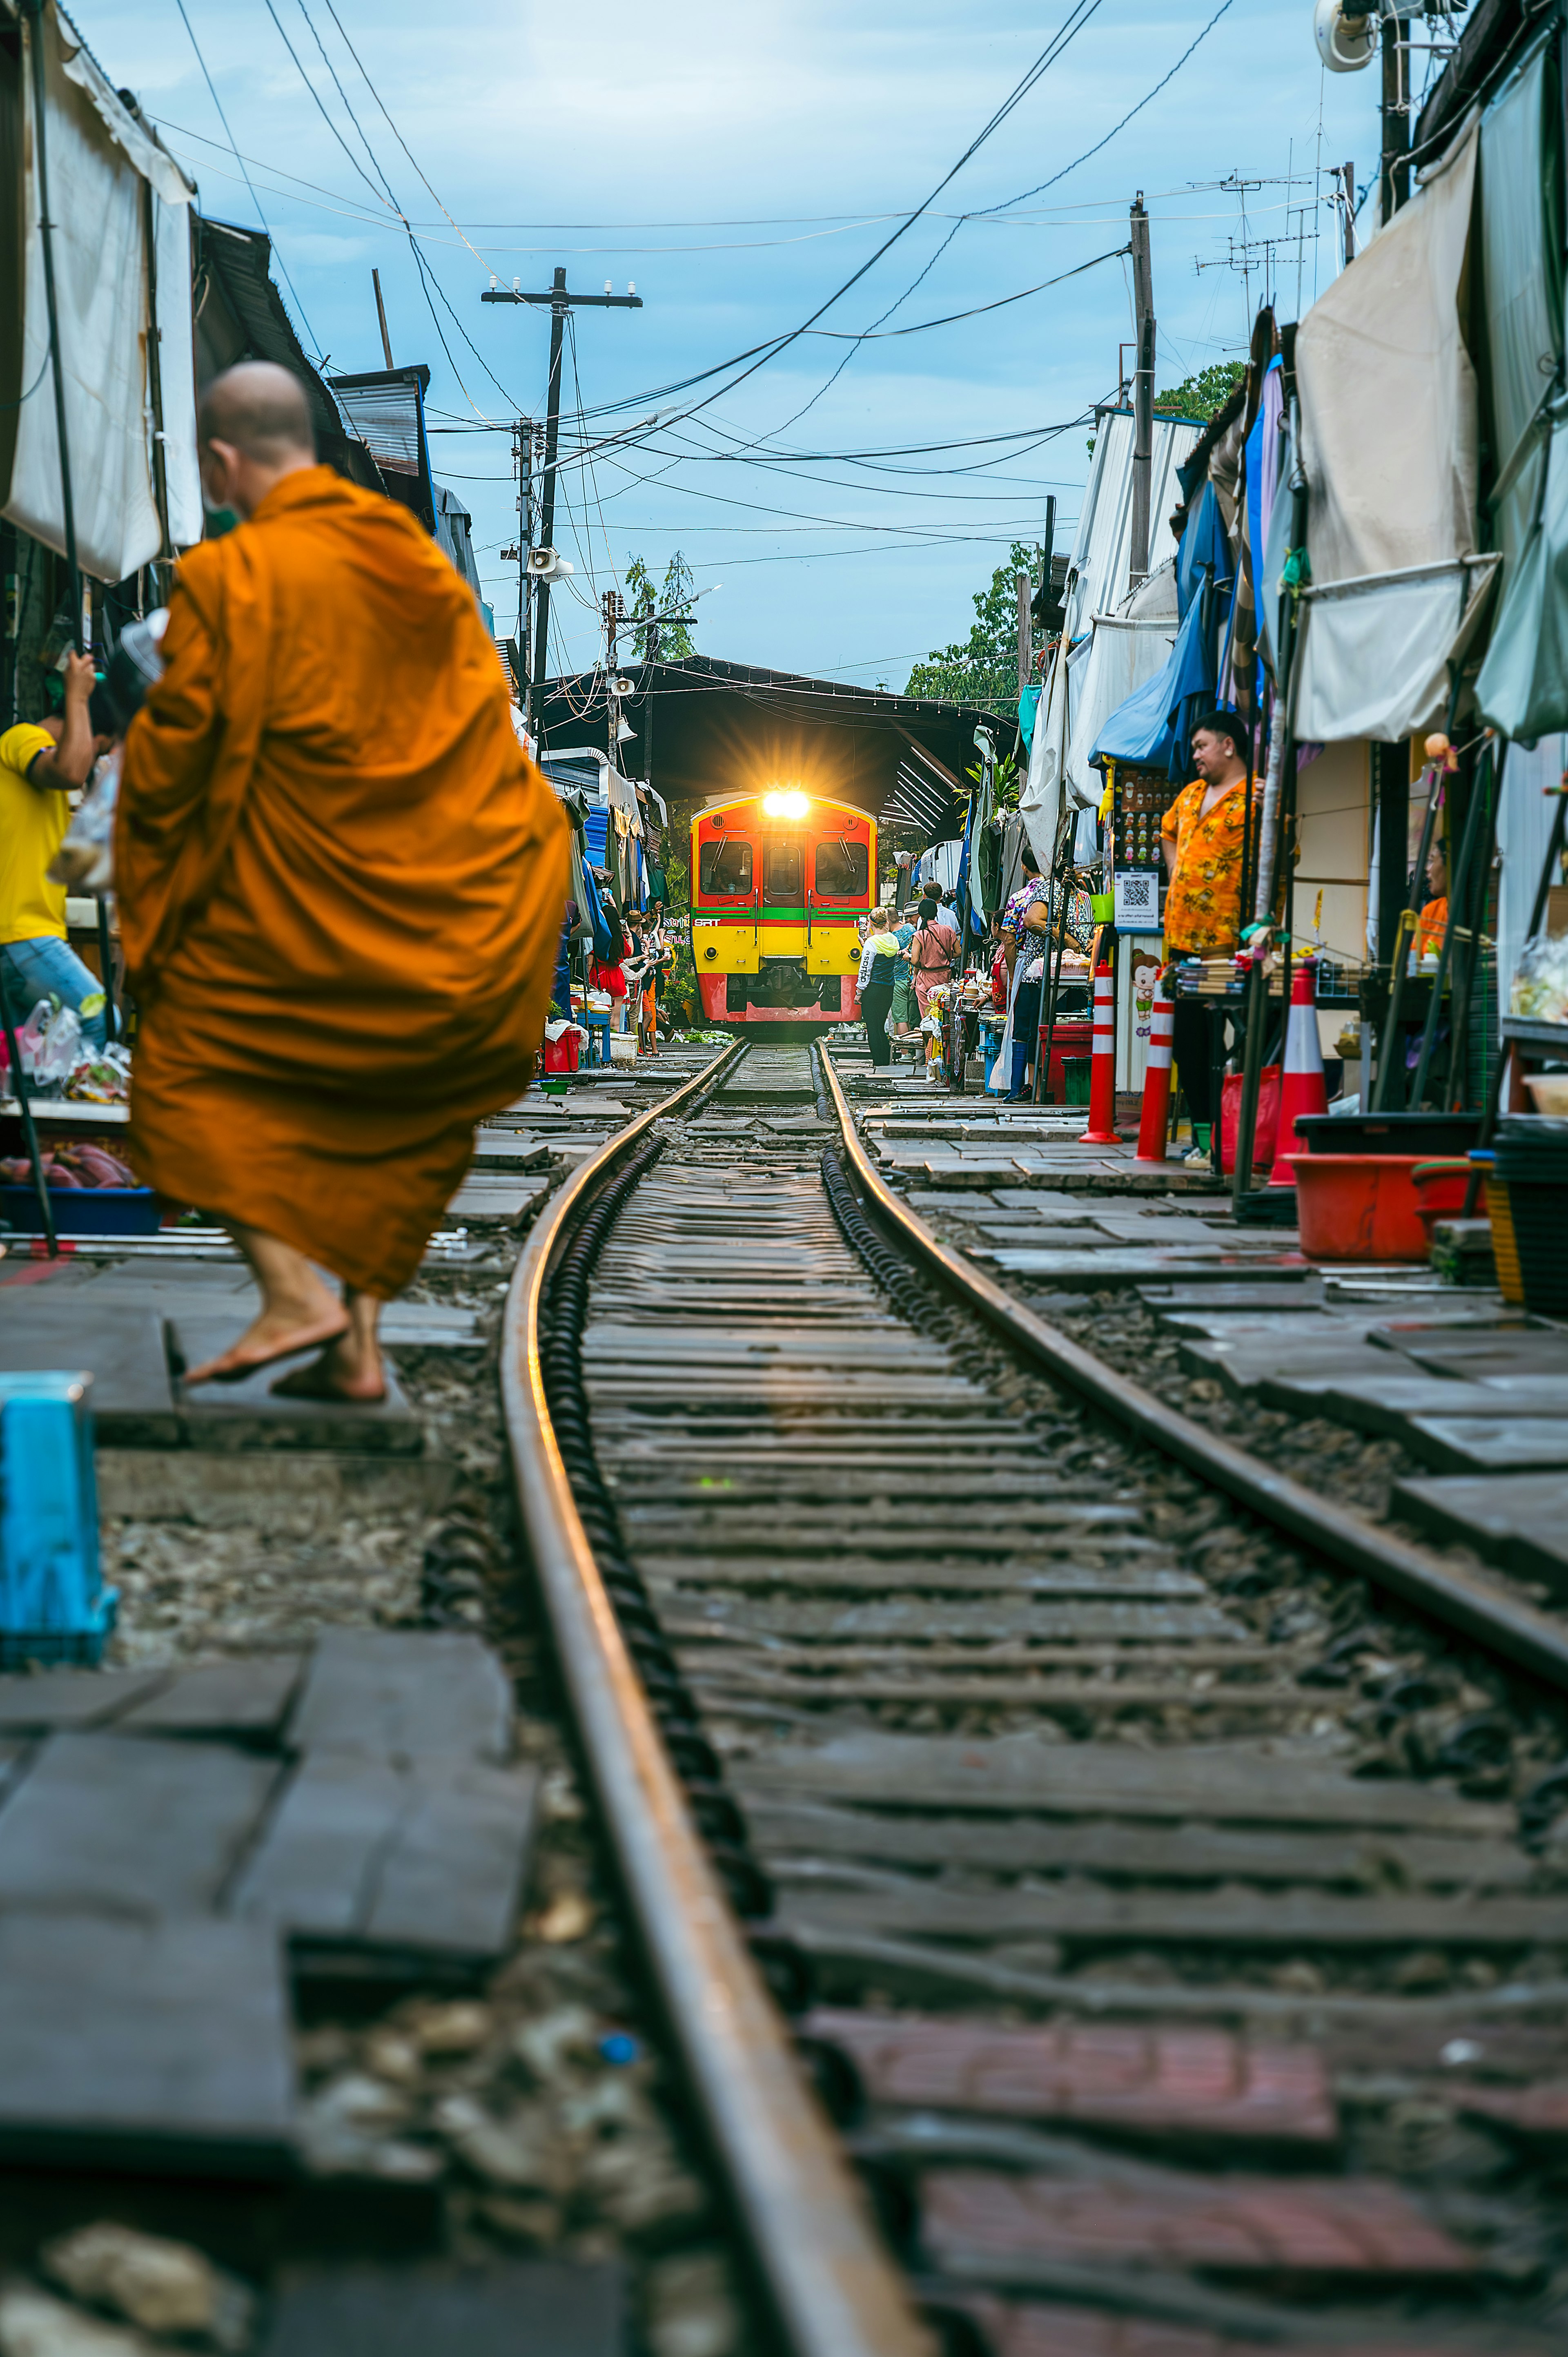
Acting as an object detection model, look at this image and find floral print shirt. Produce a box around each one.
[1160,776,1252,954]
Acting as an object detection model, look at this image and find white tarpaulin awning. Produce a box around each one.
[1060,562,1180,809]
[4,1,202,580]
[1293,553,1499,745]
[1292,116,1479,741]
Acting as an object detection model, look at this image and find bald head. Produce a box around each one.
[197,363,317,521]
[199,363,314,463]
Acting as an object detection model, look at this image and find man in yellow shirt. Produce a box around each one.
[0,650,112,1048]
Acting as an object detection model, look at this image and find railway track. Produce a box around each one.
[503,1037,1568,2357]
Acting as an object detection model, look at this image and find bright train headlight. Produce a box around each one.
[763,789,810,819]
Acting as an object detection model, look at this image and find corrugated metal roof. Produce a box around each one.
[331,369,428,477]
[1062,410,1201,644]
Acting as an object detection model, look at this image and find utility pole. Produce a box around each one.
[643,605,659,816]
[1016,569,1032,696]
[1128,193,1155,591]
[371,268,394,369]
[482,268,643,738]
[604,585,629,768]
[501,418,534,715]
[1380,15,1410,221]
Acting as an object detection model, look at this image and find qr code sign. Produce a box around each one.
[1114,870,1159,929]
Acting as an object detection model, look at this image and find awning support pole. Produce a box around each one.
[22,0,83,656]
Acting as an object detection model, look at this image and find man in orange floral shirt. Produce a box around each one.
[1160,711,1252,1144]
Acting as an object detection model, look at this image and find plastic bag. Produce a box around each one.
[49,746,119,893]
[16,999,81,1090]
[1219,1066,1281,1174]
[66,1041,132,1104]
[1510,932,1568,1027]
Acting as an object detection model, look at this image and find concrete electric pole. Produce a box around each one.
[1380,16,1410,220]
[482,268,643,736]
[1127,193,1156,591]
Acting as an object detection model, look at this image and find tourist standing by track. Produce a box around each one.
[857,907,901,1066]
[910,892,960,1018]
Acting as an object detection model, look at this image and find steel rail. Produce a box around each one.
[820,1049,1568,1698]
[500,1042,931,2357]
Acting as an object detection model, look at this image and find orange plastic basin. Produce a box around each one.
[1411,1156,1486,1240]
[1294,1153,1431,1262]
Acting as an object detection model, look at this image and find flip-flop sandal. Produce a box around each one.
[269,1360,387,1405]
[183,1318,352,1386]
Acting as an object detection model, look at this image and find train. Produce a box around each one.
[689,789,876,1027]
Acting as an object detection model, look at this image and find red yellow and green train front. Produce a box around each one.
[690,791,876,1027]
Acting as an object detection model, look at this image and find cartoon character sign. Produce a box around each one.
[1131,950,1161,1052]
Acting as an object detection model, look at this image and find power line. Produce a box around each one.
[172,0,327,361]
[539,0,1109,437]
[978,0,1238,219]
[292,0,523,417]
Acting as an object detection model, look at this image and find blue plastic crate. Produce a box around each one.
[0,1373,117,1666]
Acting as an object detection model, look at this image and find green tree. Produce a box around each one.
[624,549,699,660]
[1154,360,1245,422]
[904,539,1039,715]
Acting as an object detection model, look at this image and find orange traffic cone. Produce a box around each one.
[1079,961,1119,1144]
[1269,958,1328,1186]
[1133,977,1176,1164]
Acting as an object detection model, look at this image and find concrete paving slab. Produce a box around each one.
[444,1178,548,1222]
[96,1448,455,1530]
[259,2262,624,2357]
[0,1731,279,1914]
[0,1302,177,1442]
[0,1911,294,2174]
[286,1629,512,1763]
[1401,1417,1568,1474]
[1393,1473,1568,1590]
[0,1667,172,1734]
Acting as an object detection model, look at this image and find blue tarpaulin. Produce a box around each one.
[1092,482,1235,777]
[1018,685,1042,749]
[583,806,609,867]
[1090,594,1213,771]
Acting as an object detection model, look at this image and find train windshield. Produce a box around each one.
[814,838,868,899]
[763,841,804,905]
[699,837,753,895]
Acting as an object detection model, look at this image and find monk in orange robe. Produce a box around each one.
[117,363,568,1399]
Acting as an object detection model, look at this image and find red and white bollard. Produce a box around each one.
[1133,977,1176,1165]
[1269,958,1329,1186]
[1079,960,1120,1144]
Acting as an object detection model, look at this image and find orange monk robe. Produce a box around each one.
[117,466,569,1295]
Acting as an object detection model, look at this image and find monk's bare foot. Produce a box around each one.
[270,1333,386,1405]
[184,1306,351,1385]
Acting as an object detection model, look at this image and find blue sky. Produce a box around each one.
[70,0,1400,685]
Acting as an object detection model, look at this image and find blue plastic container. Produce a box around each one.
[0,1184,161,1235]
[0,1372,116,1666]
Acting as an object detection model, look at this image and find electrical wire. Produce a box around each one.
[172,0,327,361]
[978,0,1238,219]
[291,0,523,419]
[535,0,1109,438]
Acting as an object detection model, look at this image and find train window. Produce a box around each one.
[699,837,753,895]
[763,841,804,904]
[814,839,868,898]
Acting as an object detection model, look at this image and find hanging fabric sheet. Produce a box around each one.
[1292,114,1481,740]
[1295,555,1499,745]
[1021,637,1070,861]
[1474,35,1568,741]
[1062,591,1179,807]
[4,4,202,576]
